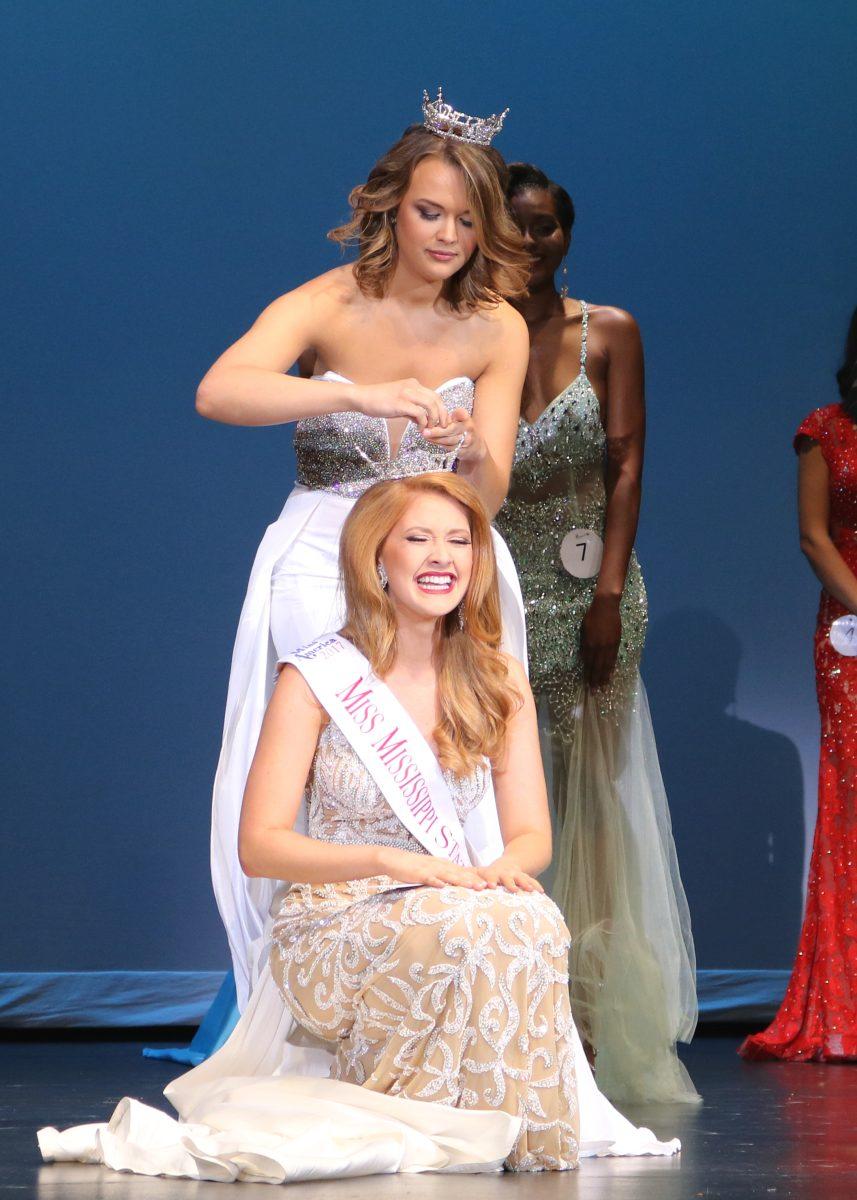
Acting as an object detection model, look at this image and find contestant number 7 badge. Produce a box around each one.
[559,529,604,580]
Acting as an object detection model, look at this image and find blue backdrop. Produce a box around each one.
[2,1,855,1022]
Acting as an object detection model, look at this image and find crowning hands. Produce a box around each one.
[352,378,451,430]
[351,386,485,464]
[376,847,543,894]
[421,406,487,464]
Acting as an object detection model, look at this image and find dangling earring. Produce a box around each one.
[457,603,466,631]
[377,561,388,589]
[559,259,569,301]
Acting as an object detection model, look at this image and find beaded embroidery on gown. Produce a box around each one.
[740,405,857,1062]
[270,721,579,1171]
[210,372,527,1014]
[495,302,699,1105]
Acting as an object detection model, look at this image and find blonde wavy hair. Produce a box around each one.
[339,474,521,775]
[329,126,530,310]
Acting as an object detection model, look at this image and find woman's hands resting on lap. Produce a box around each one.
[475,857,544,893]
[376,847,543,894]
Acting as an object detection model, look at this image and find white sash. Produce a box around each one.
[281,634,472,867]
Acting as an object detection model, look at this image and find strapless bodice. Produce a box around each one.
[307,720,488,854]
[294,372,476,499]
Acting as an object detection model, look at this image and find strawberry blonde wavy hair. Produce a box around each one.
[329,126,530,311]
[338,474,522,775]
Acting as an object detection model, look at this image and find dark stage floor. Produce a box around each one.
[2,1033,855,1199]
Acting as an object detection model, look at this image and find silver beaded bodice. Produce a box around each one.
[307,720,488,853]
[494,302,648,725]
[294,373,475,498]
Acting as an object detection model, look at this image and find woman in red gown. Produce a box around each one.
[741,309,857,1062]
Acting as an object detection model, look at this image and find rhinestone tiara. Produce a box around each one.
[422,86,509,147]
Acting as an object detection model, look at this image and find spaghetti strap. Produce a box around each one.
[579,301,589,369]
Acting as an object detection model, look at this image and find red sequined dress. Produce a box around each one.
[740,403,857,1061]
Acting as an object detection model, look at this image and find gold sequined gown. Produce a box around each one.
[270,722,580,1172]
[495,301,699,1105]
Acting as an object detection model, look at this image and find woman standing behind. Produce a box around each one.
[195,94,530,1015]
[741,308,857,1062]
[495,164,699,1104]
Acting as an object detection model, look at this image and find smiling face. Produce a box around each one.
[394,156,479,284]
[509,187,569,291]
[379,491,473,623]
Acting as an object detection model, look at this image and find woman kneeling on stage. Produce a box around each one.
[241,471,578,1171]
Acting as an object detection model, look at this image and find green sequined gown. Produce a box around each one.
[495,302,699,1106]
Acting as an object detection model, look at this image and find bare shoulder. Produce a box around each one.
[264,265,359,319]
[275,662,327,713]
[477,298,527,338]
[587,303,642,348]
[474,299,529,366]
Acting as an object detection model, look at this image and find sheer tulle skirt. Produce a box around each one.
[542,676,700,1105]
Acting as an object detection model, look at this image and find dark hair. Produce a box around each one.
[505,162,576,237]
[837,306,857,421]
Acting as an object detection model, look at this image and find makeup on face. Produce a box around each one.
[395,158,478,278]
[380,495,474,618]
[509,189,566,283]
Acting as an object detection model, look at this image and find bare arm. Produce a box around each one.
[797,440,857,612]
[196,278,357,426]
[196,271,449,429]
[423,304,529,516]
[238,666,383,882]
[461,306,529,516]
[582,308,645,688]
[481,656,552,889]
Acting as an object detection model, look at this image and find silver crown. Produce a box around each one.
[422,86,509,147]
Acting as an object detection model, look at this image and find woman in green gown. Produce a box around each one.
[495,164,700,1105]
